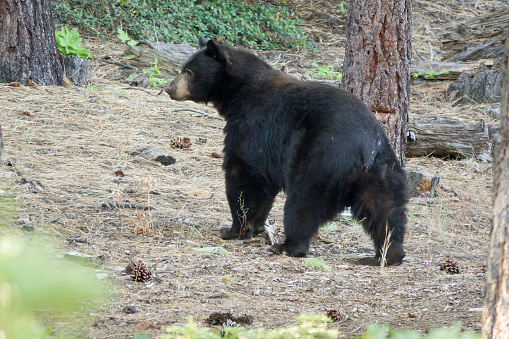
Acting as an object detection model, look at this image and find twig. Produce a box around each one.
[413,46,426,62]
[171,108,223,120]
[101,60,139,72]
[120,87,159,95]
[428,41,434,62]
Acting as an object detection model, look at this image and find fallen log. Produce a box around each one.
[406,114,496,162]
[441,11,509,61]
[410,59,494,80]
[446,67,503,105]
[123,41,197,78]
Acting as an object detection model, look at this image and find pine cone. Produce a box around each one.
[169,137,192,149]
[440,259,460,274]
[326,309,345,322]
[128,260,152,282]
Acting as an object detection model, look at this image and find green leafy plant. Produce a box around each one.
[220,275,233,284]
[411,70,450,79]
[55,26,93,58]
[143,58,167,87]
[127,58,167,87]
[134,329,149,339]
[336,1,348,15]
[356,324,480,339]
[307,61,342,80]
[117,27,138,46]
[320,221,338,232]
[162,313,483,339]
[304,257,332,271]
[51,0,311,50]
[163,314,339,339]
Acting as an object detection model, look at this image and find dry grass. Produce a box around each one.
[0,0,505,337]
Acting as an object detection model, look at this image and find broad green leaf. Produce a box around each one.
[117,27,131,43]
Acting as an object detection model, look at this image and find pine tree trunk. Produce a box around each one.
[0,0,63,85]
[482,33,509,339]
[341,0,412,165]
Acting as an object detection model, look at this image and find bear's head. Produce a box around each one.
[165,37,230,103]
[166,37,274,105]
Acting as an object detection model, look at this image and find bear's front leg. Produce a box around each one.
[220,165,276,240]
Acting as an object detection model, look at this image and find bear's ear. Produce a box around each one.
[206,40,224,60]
[198,36,208,48]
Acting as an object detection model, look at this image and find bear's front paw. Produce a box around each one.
[356,256,381,266]
[220,227,239,240]
[220,227,253,240]
[270,242,308,257]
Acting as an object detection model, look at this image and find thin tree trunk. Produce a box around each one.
[341,0,412,165]
[0,0,63,85]
[482,33,509,339]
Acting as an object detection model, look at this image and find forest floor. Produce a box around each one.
[0,0,508,338]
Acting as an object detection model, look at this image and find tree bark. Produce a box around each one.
[482,33,509,339]
[341,0,412,165]
[0,0,63,85]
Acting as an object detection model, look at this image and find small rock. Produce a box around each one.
[63,251,105,266]
[136,146,176,166]
[96,273,109,280]
[123,305,137,314]
[66,238,88,244]
[487,104,501,118]
[468,307,484,312]
[122,305,138,314]
[21,224,35,231]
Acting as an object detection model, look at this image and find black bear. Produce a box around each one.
[166,37,407,266]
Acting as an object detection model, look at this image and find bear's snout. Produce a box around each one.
[165,75,191,101]
[165,82,175,98]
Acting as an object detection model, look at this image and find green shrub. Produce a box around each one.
[357,324,481,339]
[163,314,339,338]
[51,0,311,49]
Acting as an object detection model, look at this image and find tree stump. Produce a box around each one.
[61,55,89,87]
[405,170,440,198]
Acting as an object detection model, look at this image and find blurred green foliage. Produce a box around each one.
[356,324,481,339]
[0,184,105,338]
[51,0,311,49]
[164,314,339,338]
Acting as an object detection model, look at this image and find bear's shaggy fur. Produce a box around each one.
[166,37,407,265]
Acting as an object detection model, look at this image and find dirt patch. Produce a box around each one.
[0,0,505,337]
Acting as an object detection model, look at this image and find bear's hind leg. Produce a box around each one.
[272,184,337,257]
[221,166,277,240]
